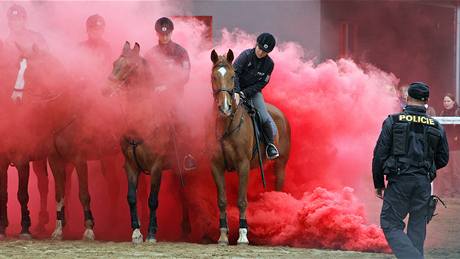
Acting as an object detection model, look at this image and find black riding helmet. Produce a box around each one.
[155,17,174,35]
[257,32,276,53]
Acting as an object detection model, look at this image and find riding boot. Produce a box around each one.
[263,122,279,160]
[20,205,31,234]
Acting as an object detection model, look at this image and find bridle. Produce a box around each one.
[108,56,139,95]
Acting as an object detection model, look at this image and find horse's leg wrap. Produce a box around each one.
[237,219,249,245]
[239,219,248,229]
[57,207,66,227]
[147,191,158,235]
[17,167,31,233]
[219,218,228,229]
[127,180,140,230]
[84,210,94,228]
[20,206,31,231]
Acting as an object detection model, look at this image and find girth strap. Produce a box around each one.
[127,138,147,174]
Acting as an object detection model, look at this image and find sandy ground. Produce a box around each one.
[0,198,459,259]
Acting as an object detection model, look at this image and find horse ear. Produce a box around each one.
[133,42,140,56]
[211,49,218,64]
[226,49,234,63]
[122,41,130,55]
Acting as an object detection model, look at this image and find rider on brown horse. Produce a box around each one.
[233,32,279,159]
[144,17,197,171]
[79,14,113,64]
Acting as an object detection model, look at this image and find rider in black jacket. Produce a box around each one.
[233,33,279,159]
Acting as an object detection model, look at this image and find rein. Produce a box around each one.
[212,72,245,169]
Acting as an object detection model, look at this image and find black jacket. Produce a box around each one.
[233,48,274,98]
[372,105,449,188]
[144,41,190,90]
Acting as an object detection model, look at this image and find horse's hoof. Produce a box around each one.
[218,240,229,246]
[146,232,156,243]
[237,228,249,245]
[131,229,143,244]
[218,228,229,245]
[19,233,32,240]
[51,230,63,240]
[82,229,95,241]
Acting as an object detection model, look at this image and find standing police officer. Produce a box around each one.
[372,82,449,259]
[144,17,195,171]
[233,32,279,159]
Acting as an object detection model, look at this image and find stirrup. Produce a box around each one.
[266,143,279,160]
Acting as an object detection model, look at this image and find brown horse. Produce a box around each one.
[108,41,192,244]
[0,43,62,239]
[5,43,111,241]
[209,49,291,245]
[45,52,124,241]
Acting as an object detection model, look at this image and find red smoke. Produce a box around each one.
[0,1,398,253]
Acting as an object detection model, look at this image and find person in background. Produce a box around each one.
[437,93,460,196]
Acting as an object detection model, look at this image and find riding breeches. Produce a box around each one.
[250,92,278,143]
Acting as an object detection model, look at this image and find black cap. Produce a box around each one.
[86,14,105,30]
[155,17,174,35]
[256,32,276,53]
[7,4,27,20]
[408,82,430,101]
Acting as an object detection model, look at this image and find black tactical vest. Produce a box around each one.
[385,112,442,175]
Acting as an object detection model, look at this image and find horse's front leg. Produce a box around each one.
[16,162,32,239]
[75,160,95,241]
[211,161,228,245]
[174,170,191,239]
[125,162,142,244]
[0,160,9,239]
[49,155,67,240]
[237,160,250,245]
[146,160,163,243]
[32,159,49,234]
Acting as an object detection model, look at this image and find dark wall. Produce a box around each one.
[321,0,457,112]
[185,0,321,59]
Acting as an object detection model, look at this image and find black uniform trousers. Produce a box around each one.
[380,173,431,259]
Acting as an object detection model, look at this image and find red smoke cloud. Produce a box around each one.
[0,1,398,253]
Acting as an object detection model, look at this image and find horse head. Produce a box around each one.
[106,41,150,96]
[210,49,235,117]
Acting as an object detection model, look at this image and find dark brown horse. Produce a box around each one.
[209,49,291,245]
[108,41,192,244]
